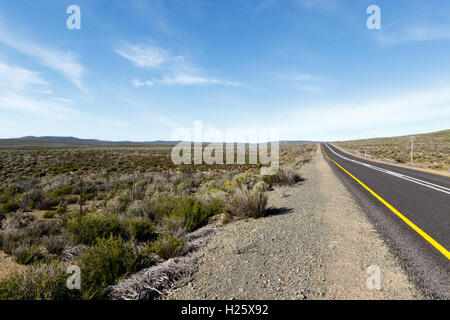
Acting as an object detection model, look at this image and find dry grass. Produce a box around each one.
[335,130,450,172]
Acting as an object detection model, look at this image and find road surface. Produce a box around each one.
[322,143,450,299]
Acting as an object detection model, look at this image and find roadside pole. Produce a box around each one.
[410,136,415,164]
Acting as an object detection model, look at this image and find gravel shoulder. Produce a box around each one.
[168,145,422,300]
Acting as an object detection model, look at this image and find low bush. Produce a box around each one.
[79,236,154,299]
[43,234,70,256]
[56,206,67,215]
[47,185,75,198]
[151,233,185,260]
[84,193,95,201]
[0,231,19,254]
[2,202,19,213]
[13,244,46,265]
[38,198,53,210]
[262,167,302,187]
[43,210,57,219]
[225,187,267,219]
[65,212,124,245]
[125,216,155,242]
[2,211,34,230]
[171,196,223,232]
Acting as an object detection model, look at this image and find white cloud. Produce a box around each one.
[0,61,46,90]
[52,97,75,103]
[0,59,80,121]
[116,43,237,87]
[0,91,81,119]
[115,44,170,69]
[0,21,86,89]
[375,26,450,46]
[131,79,154,87]
[34,89,54,95]
[157,75,238,86]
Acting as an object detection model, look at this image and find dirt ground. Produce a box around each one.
[168,144,422,300]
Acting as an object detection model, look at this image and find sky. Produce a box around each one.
[0,0,450,142]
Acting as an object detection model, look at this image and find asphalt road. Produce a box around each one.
[321,143,450,299]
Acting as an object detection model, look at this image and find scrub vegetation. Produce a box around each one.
[0,143,313,299]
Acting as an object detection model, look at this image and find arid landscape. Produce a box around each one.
[0,141,314,299]
[334,130,450,173]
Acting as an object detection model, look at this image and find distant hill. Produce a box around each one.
[0,136,316,149]
[0,136,181,149]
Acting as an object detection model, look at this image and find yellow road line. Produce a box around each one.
[330,143,450,178]
[321,144,450,260]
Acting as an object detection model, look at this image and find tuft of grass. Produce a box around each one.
[43,234,70,256]
[225,187,268,219]
[0,262,81,300]
[262,167,302,187]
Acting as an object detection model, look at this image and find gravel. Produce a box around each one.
[167,145,422,300]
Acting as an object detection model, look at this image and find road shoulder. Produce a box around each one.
[168,145,421,300]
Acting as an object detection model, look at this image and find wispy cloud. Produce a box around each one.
[375,26,450,46]
[0,61,46,90]
[274,72,324,92]
[0,91,81,119]
[0,19,86,89]
[131,79,154,88]
[292,0,337,10]
[116,43,237,87]
[277,73,314,81]
[297,84,322,93]
[115,44,171,69]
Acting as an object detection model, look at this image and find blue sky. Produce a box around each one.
[1,0,450,141]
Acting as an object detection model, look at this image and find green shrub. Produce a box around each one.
[125,217,155,242]
[13,244,46,265]
[56,206,67,215]
[79,236,154,299]
[171,196,219,232]
[151,233,185,260]
[0,262,80,300]
[66,212,124,245]
[47,185,75,198]
[2,202,19,213]
[147,194,178,221]
[67,196,79,204]
[43,210,57,219]
[84,193,95,201]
